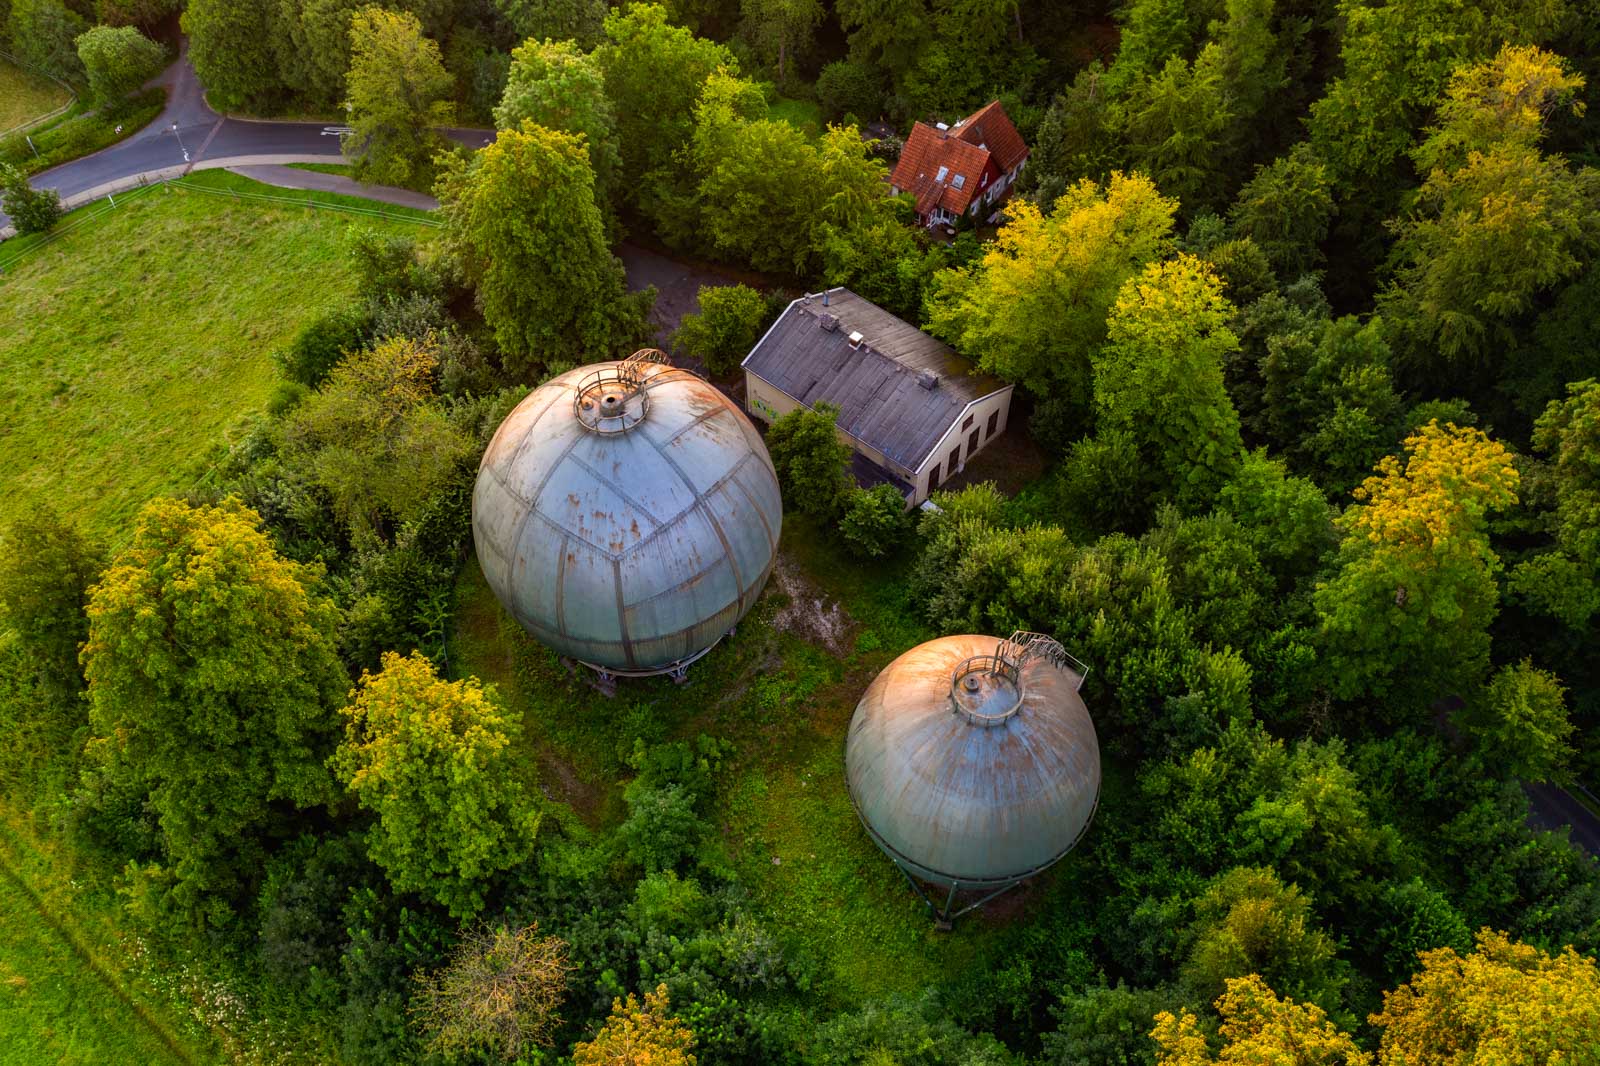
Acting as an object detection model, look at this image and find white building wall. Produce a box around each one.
[909,386,1014,506]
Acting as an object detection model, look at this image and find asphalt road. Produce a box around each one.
[2,42,492,229]
[1526,782,1600,857]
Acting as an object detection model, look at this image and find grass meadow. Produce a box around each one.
[0,179,428,534]
[0,60,69,132]
[0,181,431,1064]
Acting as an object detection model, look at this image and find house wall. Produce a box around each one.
[909,386,1014,505]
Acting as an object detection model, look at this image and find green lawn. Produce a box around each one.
[181,167,438,222]
[0,181,428,534]
[0,60,69,132]
[770,95,825,138]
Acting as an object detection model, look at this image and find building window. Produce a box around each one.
[949,446,960,473]
[952,174,965,189]
[986,410,998,438]
[929,463,941,488]
[935,165,949,183]
[962,414,973,431]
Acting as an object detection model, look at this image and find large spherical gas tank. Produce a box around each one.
[472,354,782,675]
[845,634,1101,890]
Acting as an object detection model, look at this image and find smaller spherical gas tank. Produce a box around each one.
[845,633,1101,890]
[472,353,782,675]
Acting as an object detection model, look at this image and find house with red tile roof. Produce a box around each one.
[889,100,1030,228]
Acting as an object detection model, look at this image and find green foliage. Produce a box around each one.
[80,497,347,920]
[435,121,650,379]
[273,0,366,110]
[273,303,373,388]
[1369,877,1471,987]
[74,24,164,105]
[1092,254,1244,511]
[494,38,618,204]
[1465,659,1574,783]
[1180,866,1346,1011]
[343,7,454,189]
[926,175,1176,413]
[181,0,281,110]
[810,993,1021,1064]
[739,0,822,84]
[280,333,474,546]
[764,401,854,522]
[1215,450,1335,586]
[333,651,540,919]
[1045,982,1188,1066]
[670,283,767,376]
[494,0,606,47]
[815,58,881,120]
[594,3,733,209]
[1229,145,1337,277]
[0,506,102,695]
[8,0,85,82]
[839,484,912,559]
[0,161,60,234]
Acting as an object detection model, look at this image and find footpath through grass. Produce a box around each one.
[0,179,429,534]
[0,59,70,132]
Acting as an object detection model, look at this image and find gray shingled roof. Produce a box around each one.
[742,289,1010,473]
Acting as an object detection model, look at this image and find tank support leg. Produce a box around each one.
[668,662,690,684]
[592,668,617,698]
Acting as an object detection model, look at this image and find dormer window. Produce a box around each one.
[935,165,949,183]
[951,174,965,190]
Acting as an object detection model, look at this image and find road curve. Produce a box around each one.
[2,41,491,232]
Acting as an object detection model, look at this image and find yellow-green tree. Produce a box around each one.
[573,984,696,1066]
[925,172,1176,409]
[343,6,454,187]
[1371,929,1600,1065]
[1384,45,1600,362]
[1314,422,1519,704]
[281,333,473,547]
[332,652,540,919]
[493,38,619,205]
[1153,975,1370,1065]
[81,498,346,916]
[1093,254,1244,510]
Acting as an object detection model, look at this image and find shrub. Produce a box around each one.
[75,24,165,105]
[670,283,767,376]
[839,484,911,558]
[0,163,63,235]
[765,402,853,521]
[273,304,373,387]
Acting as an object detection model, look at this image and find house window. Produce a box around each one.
[986,410,998,438]
[929,463,941,488]
[962,415,973,430]
[949,446,960,473]
[952,174,965,189]
[935,165,949,183]
[968,429,979,454]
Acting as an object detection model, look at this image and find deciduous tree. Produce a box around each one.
[343,6,454,188]
[334,652,540,919]
[8,0,86,83]
[1371,929,1600,1064]
[739,0,820,84]
[494,38,617,203]
[925,173,1176,410]
[1466,659,1574,783]
[1093,254,1244,510]
[669,284,766,376]
[75,24,165,105]
[1153,975,1369,1065]
[434,121,649,377]
[493,0,606,48]
[573,984,697,1066]
[1228,145,1336,277]
[765,401,854,522]
[182,0,281,110]
[81,498,346,916]
[0,163,62,235]
[1314,421,1520,704]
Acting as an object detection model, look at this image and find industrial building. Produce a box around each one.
[741,288,1014,507]
[845,631,1101,926]
[471,350,782,684]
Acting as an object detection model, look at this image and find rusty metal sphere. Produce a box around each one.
[472,354,782,676]
[845,634,1101,890]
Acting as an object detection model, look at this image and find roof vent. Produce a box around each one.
[918,371,939,390]
[848,330,865,349]
[935,122,949,131]
[818,313,839,332]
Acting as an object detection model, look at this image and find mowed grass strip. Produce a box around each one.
[0,183,427,533]
[0,59,70,132]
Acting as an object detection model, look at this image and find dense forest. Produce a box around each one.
[3,0,1600,1062]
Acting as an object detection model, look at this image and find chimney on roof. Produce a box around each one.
[822,290,830,306]
[918,371,939,390]
[848,330,865,350]
[818,313,839,332]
